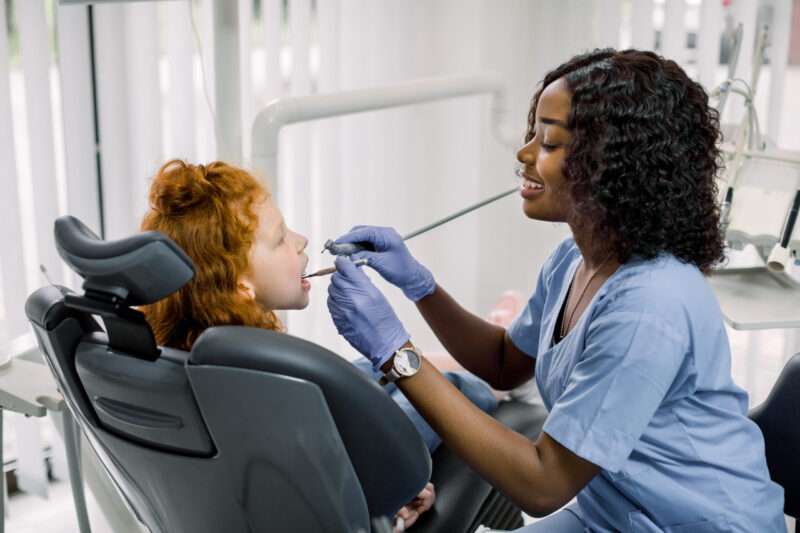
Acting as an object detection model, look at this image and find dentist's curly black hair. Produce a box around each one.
[527,48,724,274]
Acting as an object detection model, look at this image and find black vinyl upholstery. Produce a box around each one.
[54,215,194,305]
[27,283,432,532]
[191,325,432,519]
[749,353,800,522]
[411,400,547,532]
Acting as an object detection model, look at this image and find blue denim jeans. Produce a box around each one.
[511,503,583,532]
[351,358,498,453]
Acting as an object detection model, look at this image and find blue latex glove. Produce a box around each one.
[327,256,411,371]
[334,226,435,302]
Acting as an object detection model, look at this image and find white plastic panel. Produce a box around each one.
[165,1,197,161]
[766,0,793,141]
[289,0,311,96]
[93,5,133,240]
[631,0,655,50]
[198,0,217,161]
[18,0,62,282]
[55,5,101,236]
[696,0,722,90]
[261,0,283,103]
[0,0,28,340]
[213,0,241,161]
[597,0,622,49]
[661,0,687,64]
[239,0,253,161]
[124,3,162,224]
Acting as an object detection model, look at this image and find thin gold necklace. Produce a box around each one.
[560,253,613,339]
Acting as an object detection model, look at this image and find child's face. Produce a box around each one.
[241,198,311,311]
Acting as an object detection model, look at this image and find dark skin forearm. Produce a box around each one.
[415,284,534,390]
[384,350,601,516]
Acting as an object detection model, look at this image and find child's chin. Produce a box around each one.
[276,293,310,311]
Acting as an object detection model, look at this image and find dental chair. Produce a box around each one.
[24,215,548,533]
[749,353,800,532]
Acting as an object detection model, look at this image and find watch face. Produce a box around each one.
[395,349,420,376]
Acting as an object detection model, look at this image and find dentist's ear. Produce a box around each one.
[238,279,256,301]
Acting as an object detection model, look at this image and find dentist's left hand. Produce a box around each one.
[327,257,410,372]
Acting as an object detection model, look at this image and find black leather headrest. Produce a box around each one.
[54,216,195,305]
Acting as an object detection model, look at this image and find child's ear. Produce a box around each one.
[238,279,256,301]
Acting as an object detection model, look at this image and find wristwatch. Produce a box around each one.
[379,345,423,386]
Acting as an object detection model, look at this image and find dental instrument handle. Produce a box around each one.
[719,187,734,232]
[780,190,800,248]
[322,239,375,255]
[401,186,518,240]
[716,24,742,116]
[750,26,769,98]
[766,189,800,272]
[324,186,518,256]
[303,258,369,278]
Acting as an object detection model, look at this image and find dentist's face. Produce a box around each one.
[241,198,311,311]
[516,77,573,222]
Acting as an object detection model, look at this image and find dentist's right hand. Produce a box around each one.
[334,226,436,302]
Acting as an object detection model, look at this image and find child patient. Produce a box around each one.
[140,159,499,529]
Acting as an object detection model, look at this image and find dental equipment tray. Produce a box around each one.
[725,150,800,254]
[708,267,800,330]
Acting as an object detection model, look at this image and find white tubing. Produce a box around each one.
[767,243,791,272]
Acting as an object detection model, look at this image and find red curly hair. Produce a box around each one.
[140,159,283,351]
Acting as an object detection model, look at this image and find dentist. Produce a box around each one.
[327,49,785,532]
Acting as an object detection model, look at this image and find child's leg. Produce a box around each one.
[423,290,529,402]
[350,359,497,453]
[509,503,583,532]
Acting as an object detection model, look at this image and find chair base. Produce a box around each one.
[410,399,548,533]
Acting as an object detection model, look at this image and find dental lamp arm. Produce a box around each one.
[251,72,517,191]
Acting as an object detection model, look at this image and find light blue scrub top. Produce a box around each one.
[508,238,786,532]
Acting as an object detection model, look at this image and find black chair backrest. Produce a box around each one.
[749,352,800,519]
[24,215,431,533]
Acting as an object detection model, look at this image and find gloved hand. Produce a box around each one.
[327,256,411,371]
[334,226,435,302]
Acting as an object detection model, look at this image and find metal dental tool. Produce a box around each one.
[715,24,742,117]
[721,26,770,192]
[767,189,800,272]
[719,186,734,233]
[302,258,369,278]
[322,186,519,256]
